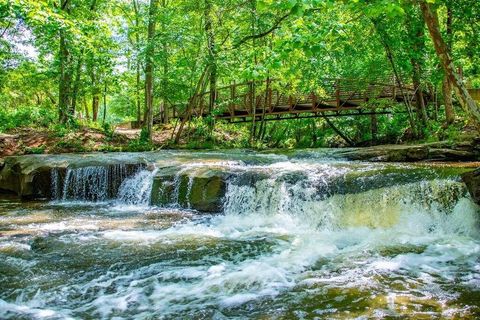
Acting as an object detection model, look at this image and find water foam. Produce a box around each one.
[16,156,477,318]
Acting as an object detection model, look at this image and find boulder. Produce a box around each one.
[0,153,148,199]
[0,156,60,198]
[151,166,229,212]
[462,168,480,205]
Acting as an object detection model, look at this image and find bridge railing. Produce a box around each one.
[157,78,419,122]
[187,78,416,117]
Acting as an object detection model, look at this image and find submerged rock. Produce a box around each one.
[462,168,480,205]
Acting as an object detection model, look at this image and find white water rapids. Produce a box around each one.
[0,153,479,319]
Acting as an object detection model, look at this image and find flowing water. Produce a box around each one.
[0,151,479,319]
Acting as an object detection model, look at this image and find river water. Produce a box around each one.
[0,150,479,319]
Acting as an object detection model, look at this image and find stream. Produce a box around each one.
[0,150,479,319]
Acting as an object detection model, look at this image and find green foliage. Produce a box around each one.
[49,124,73,138]
[139,127,150,143]
[0,106,57,133]
[102,122,115,140]
[23,145,45,154]
[126,139,156,152]
[53,140,85,152]
[0,0,478,151]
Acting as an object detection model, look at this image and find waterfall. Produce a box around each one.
[61,166,110,201]
[116,168,158,205]
[49,159,475,225]
[51,164,141,202]
[222,166,472,230]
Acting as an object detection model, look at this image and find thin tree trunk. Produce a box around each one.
[372,19,417,136]
[420,1,480,125]
[90,69,100,122]
[443,78,454,123]
[387,47,418,137]
[443,4,454,124]
[257,78,270,140]
[133,0,142,126]
[102,81,107,124]
[71,50,84,118]
[405,7,428,126]
[310,120,317,147]
[144,0,158,141]
[92,95,99,121]
[370,113,378,144]
[174,67,209,144]
[161,0,169,124]
[83,97,90,120]
[412,62,428,125]
[322,115,355,147]
[204,0,216,113]
[249,0,257,144]
[58,0,72,124]
[136,62,141,126]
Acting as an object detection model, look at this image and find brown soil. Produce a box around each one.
[0,126,176,157]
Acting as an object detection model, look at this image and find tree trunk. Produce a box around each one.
[372,19,417,136]
[249,0,258,144]
[443,3,454,124]
[102,81,107,124]
[83,97,90,120]
[174,67,209,144]
[136,62,142,125]
[443,77,455,124]
[405,7,428,127]
[322,116,355,147]
[133,0,142,125]
[144,0,158,141]
[204,0,216,113]
[420,1,480,125]
[58,0,72,124]
[370,113,378,144]
[70,51,84,118]
[161,0,169,124]
[92,95,99,122]
[412,61,428,125]
[90,69,100,122]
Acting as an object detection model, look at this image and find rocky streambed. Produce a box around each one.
[1,149,479,319]
[1,149,479,210]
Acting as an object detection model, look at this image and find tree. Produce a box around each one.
[443,2,454,124]
[58,0,73,124]
[144,0,158,141]
[420,1,480,125]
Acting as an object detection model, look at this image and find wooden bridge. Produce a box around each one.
[157,78,421,123]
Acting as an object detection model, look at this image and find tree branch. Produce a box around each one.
[233,12,290,48]
[0,21,11,38]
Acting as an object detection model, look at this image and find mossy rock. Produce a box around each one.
[151,166,229,212]
[462,168,480,205]
[0,153,148,199]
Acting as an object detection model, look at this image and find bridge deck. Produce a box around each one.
[156,78,419,123]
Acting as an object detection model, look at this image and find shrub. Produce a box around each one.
[23,145,46,154]
[102,122,115,140]
[0,106,56,132]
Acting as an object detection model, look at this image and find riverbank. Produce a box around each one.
[1,125,479,163]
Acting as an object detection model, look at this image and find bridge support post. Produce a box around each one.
[229,81,236,117]
[335,80,340,108]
